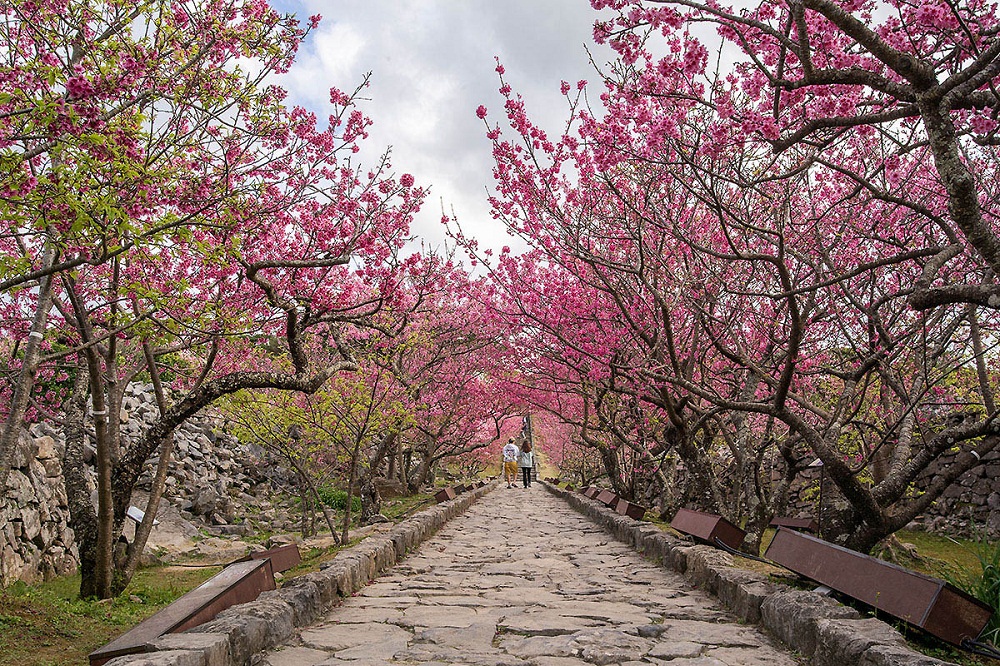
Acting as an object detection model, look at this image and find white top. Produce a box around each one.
[502,442,520,462]
[518,450,534,467]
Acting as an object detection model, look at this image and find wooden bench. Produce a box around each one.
[232,543,302,574]
[613,497,647,520]
[670,507,746,550]
[768,516,819,533]
[765,527,993,647]
[434,487,456,503]
[595,489,617,507]
[88,559,275,665]
[576,485,647,520]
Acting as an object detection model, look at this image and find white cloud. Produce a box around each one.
[272,0,612,256]
[314,21,367,84]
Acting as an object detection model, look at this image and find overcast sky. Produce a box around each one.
[272,1,613,255]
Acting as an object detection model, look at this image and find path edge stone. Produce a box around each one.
[541,482,957,666]
[102,482,498,666]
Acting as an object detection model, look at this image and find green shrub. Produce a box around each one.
[935,527,1000,646]
[317,487,361,512]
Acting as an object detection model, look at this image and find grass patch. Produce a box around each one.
[0,566,218,666]
[381,493,432,521]
[281,542,344,577]
[893,530,985,578]
[274,492,433,578]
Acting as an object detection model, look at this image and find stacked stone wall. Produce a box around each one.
[1,383,299,586]
[914,447,1000,534]
[781,448,1000,537]
[0,422,77,584]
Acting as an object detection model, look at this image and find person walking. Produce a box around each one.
[502,438,520,489]
[518,440,534,488]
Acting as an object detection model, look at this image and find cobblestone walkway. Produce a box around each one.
[262,486,802,665]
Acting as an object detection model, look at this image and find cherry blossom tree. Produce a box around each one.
[0,0,428,597]
[589,0,1000,311]
[382,257,515,492]
[586,0,1000,550]
[475,0,1000,553]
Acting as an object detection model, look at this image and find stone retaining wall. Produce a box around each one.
[1,422,78,584]
[2,383,303,586]
[781,448,1000,537]
[100,482,496,666]
[543,482,959,666]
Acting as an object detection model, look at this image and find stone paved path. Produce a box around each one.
[262,486,803,666]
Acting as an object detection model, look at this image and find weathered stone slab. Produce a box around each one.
[422,594,508,607]
[334,637,409,661]
[545,600,653,625]
[398,605,484,628]
[714,568,775,623]
[574,628,651,664]
[284,572,338,609]
[556,583,605,596]
[393,642,526,666]
[705,646,801,665]
[858,642,954,666]
[265,583,322,626]
[657,618,767,647]
[760,589,861,658]
[102,651,205,666]
[503,610,607,636]
[531,658,598,666]
[191,612,270,665]
[813,618,907,666]
[300,622,412,652]
[498,633,585,659]
[414,621,497,648]
[148,633,229,666]
[343,593,420,607]
[258,646,331,666]
[323,604,404,623]
[646,640,705,659]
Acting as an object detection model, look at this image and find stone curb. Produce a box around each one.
[542,482,955,666]
[103,482,498,666]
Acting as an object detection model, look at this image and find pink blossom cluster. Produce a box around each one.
[458,0,1000,527]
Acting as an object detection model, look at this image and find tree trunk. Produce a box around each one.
[299,471,313,538]
[72,338,114,599]
[115,344,174,596]
[0,244,58,491]
[401,447,414,488]
[387,440,397,483]
[655,456,687,521]
[359,471,379,524]
[360,431,396,520]
[600,445,629,498]
[341,441,362,543]
[280,448,340,542]
[63,359,102,599]
[406,447,434,493]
